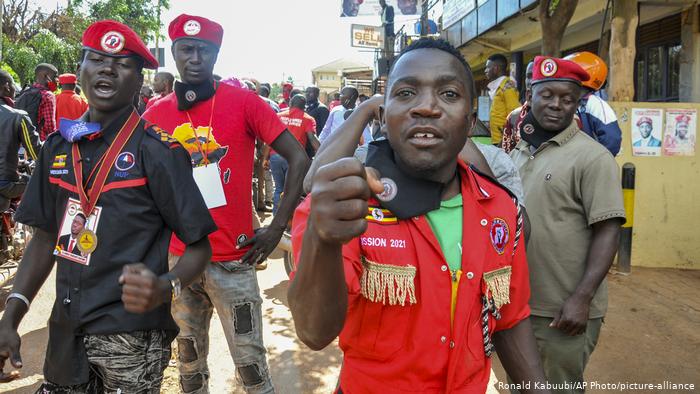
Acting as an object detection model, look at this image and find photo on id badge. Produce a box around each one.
[54,197,102,265]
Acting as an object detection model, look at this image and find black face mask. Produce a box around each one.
[365,139,444,219]
[174,80,217,111]
[519,110,559,149]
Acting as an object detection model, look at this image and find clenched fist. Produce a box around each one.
[119,263,169,313]
[310,157,384,245]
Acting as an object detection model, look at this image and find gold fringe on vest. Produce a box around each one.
[360,257,417,306]
[483,266,512,309]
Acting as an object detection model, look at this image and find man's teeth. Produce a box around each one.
[414,133,435,138]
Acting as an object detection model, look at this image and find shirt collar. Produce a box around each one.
[31,83,48,91]
[487,76,507,100]
[458,160,495,201]
[89,106,137,145]
[514,120,579,152]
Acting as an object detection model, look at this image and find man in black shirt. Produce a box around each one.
[305,86,329,136]
[0,20,216,392]
[0,69,41,202]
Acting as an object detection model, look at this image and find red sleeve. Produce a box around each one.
[305,116,317,134]
[245,91,286,145]
[494,223,531,331]
[291,196,363,294]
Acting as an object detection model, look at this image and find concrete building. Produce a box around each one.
[311,59,373,104]
[431,0,700,270]
[439,0,700,103]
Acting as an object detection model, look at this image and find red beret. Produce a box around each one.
[82,20,159,69]
[636,116,653,127]
[169,14,223,48]
[676,114,691,124]
[532,56,590,86]
[58,73,77,84]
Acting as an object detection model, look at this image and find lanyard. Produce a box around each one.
[71,110,140,217]
[185,94,217,165]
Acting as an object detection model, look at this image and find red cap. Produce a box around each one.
[58,73,77,85]
[82,20,159,69]
[676,114,691,125]
[636,116,653,127]
[531,56,590,86]
[169,14,223,48]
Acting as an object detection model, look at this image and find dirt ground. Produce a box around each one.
[491,267,700,393]
[0,262,698,393]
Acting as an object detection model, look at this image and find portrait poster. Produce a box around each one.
[630,108,663,157]
[54,197,102,266]
[340,0,419,17]
[662,109,697,156]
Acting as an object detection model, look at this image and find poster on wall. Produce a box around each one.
[340,0,419,17]
[662,109,697,156]
[631,108,663,157]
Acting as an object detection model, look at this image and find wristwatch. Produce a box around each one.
[165,273,181,300]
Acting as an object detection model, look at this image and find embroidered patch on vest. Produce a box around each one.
[490,218,509,255]
[483,266,512,309]
[360,257,417,306]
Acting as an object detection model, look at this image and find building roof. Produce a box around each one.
[312,58,372,73]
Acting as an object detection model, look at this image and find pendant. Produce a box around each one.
[77,229,98,254]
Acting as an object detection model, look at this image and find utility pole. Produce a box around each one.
[1,0,4,62]
[154,0,161,66]
[420,0,428,37]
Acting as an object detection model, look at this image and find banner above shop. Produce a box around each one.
[341,0,419,17]
[443,0,476,28]
[351,24,385,49]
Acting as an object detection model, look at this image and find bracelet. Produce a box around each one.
[6,293,30,309]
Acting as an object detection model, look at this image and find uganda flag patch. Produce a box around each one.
[366,206,398,224]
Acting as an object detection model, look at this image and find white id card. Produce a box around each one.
[54,197,103,266]
[193,163,227,209]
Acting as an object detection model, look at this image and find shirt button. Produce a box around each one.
[440,336,447,343]
[480,219,488,226]
[529,155,535,160]
[441,265,448,272]
[63,298,71,305]
[466,272,474,279]
[449,340,455,349]
[84,157,91,163]
[412,217,420,221]
[73,288,80,293]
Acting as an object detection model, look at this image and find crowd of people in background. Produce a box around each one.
[0,10,631,394]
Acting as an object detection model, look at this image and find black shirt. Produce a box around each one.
[306,101,330,136]
[15,107,217,386]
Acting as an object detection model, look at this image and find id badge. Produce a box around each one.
[54,197,103,266]
[192,164,227,209]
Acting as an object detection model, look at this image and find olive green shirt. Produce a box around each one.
[510,122,626,318]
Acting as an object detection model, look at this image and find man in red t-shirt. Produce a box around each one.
[143,14,309,394]
[55,73,88,128]
[264,94,318,214]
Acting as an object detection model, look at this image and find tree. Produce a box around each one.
[539,0,579,57]
[72,0,170,44]
[1,0,170,84]
[608,0,637,101]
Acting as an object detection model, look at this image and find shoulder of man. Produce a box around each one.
[583,94,618,124]
[142,122,183,149]
[464,161,519,206]
[500,77,517,91]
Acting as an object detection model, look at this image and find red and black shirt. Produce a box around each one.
[15,107,217,386]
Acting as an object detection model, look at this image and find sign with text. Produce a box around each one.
[351,24,385,49]
[443,0,476,28]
